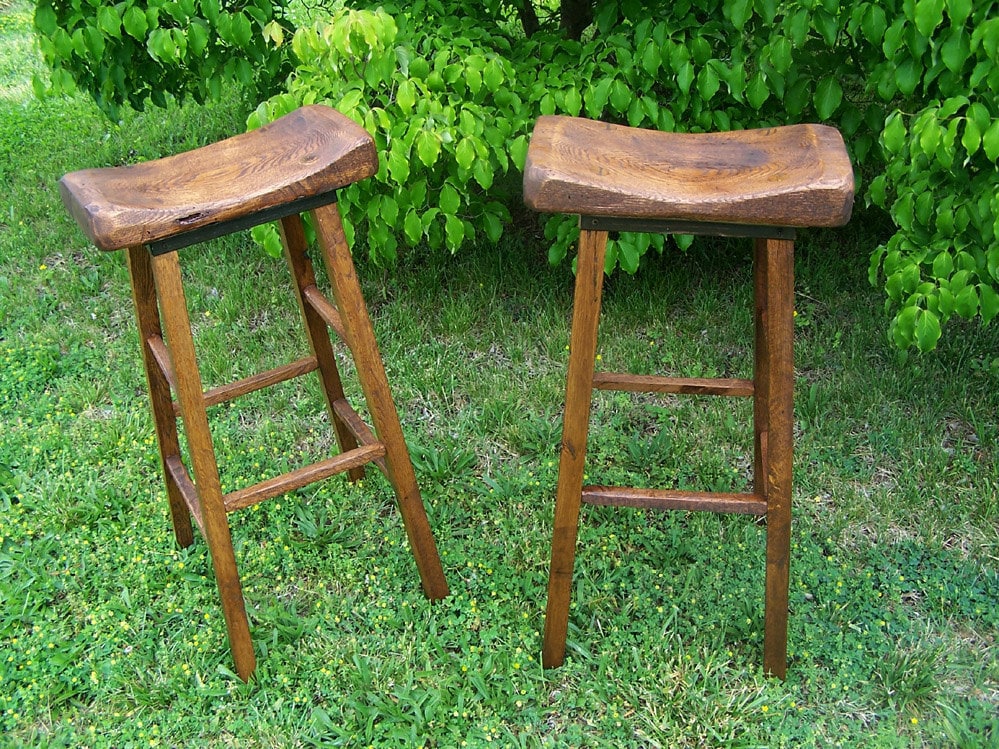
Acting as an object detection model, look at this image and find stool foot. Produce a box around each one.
[312,204,449,601]
[756,237,795,680]
[542,229,609,668]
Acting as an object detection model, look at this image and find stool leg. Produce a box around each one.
[126,246,194,549]
[310,203,449,601]
[543,228,609,668]
[754,237,795,679]
[280,213,364,482]
[150,251,257,681]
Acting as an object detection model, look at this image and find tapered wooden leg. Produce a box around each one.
[127,246,194,549]
[150,251,256,682]
[280,213,364,482]
[542,229,609,668]
[310,204,449,601]
[756,237,795,679]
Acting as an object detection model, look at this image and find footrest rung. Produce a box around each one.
[582,485,767,515]
[147,335,177,390]
[224,443,387,512]
[164,455,205,534]
[331,398,389,475]
[303,284,345,339]
[168,357,320,415]
[593,372,754,397]
[203,356,319,410]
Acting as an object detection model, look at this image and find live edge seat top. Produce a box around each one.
[523,115,855,228]
[59,105,377,252]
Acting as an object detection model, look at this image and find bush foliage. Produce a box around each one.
[34,0,999,351]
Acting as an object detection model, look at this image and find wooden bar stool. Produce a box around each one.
[60,105,449,681]
[524,116,854,678]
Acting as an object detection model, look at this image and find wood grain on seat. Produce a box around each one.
[59,105,377,251]
[523,116,854,228]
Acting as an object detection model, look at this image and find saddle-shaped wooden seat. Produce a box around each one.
[524,115,854,228]
[524,115,854,679]
[59,105,448,681]
[60,105,377,253]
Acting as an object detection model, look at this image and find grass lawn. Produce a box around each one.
[1,1,997,746]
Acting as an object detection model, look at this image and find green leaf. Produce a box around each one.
[473,158,493,190]
[862,5,887,43]
[988,247,999,279]
[586,77,613,117]
[697,65,720,101]
[509,135,529,171]
[932,251,954,278]
[618,236,640,273]
[396,80,416,113]
[727,0,752,30]
[123,6,149,39]
[380,196,399,226]
[445,213,464,250]
[946,0,972,25]
[563,87,582,117]
[676,62,694,95]
[387,146,410,184]
[869,175,888,207]
[404,208,422,245]
[465,67,481,96]
[954,284,979,318]
[882,112,907,153]
[769,37,792,74]
[940,28,970,74]
[202,0,220,24]
[814,9,837,46]
[251,223,283,258]
[416,130,441,167]
[641,41,660,75]
[983,121,999,162]
[483,59,504,92]
[483,212,502,243]
[980,284,999,324]
[610,80,631,113]
[894,59,921,96]
[962,118,981,155]
[746,71,770,109]
[814,76,843,120]
[455,138,475,171]
[439,183,460,215]
[918,119,941,155]
[914,308,942,351]
[231,13,252,47]
[914,0,945,37]
[34,4,57,35]
[97,5,121,37]
[892,305,918,348]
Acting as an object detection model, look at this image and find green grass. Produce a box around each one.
[2,2,998,745]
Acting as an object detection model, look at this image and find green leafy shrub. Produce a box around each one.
[33,0,295,118]
[33,0,999,351]
[867,0,999,351]
[247,6,525,260]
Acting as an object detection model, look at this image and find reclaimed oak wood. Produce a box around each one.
[312,203,450,601]
[527,115,854,679]
[542,227,608,669]
[758,237,796,679]
[581,486,767,515]
[524,116,854,228]
[60,105,449,682]
[150,250,257,681]
[59,105,377,251]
